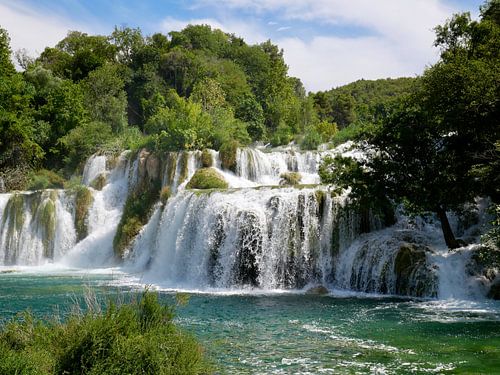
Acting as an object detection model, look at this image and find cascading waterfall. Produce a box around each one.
[0,190,76,265]
[125,188,368,290]
[0,145,496,300]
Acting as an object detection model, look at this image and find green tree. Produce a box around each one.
[82,63,128,133]
[0,27,15,77]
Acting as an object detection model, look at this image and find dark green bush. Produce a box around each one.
[0,292,211,375]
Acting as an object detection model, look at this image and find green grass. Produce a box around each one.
[0,291,212,375]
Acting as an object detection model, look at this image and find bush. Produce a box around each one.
[279,172,302,186]
[27,169,66,190]
[0,291,211,375]
[219,140,238,172]
[186,168,228,190]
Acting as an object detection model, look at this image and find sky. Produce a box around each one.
[0,0,484,92]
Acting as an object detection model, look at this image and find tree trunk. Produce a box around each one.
[436,207,460,249]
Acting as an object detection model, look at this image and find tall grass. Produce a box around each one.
[0,291,211,375]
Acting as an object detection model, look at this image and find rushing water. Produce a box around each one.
[0,271,499,374]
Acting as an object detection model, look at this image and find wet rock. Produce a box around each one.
[137,149,150,179]
[305,285,329,295]
[146,154,160,181]
[90,173,107,190]
[394,243,436,297]
[487,279,500,300]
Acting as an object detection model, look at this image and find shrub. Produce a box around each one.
[0,291,211,375]
[219,140,238,172]
[27,169,66,190]
[279,172,302,186]
[187,168,228,190]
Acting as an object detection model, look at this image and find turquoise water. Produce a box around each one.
[1,270,500,374]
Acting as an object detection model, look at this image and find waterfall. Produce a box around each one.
[124,188,375,290]
[0,145,496,300]
[0,191,76,265]
[61,151,134,267]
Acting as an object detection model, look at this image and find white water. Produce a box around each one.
[0,145,496,301]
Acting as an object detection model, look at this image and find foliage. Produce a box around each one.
[27,169,65,190]
[0,20,430,187]
[146,91,213,151]
[58,121,113,173]
[82,63,128,133]
[313,78,416,128]
[186,168,228,189]
[0,291,211,374]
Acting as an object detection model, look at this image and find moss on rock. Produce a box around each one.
[4,194,25,233]
[113,179,161,259]
[74,187,93,242]
[201,149,213,168]
[394,243,435,297]
[219,140,238,172]
[39,198,56,258]
[90,173,107,190]
[186,168,228,190]
[279,172,302,186]
[164,152,178,187]
[178,152,190,185]
[160,186,171,204]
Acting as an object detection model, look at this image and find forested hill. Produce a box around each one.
[0,23,412,191]
[312,77,416,128]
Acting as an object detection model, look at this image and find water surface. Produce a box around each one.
[1,270,499,374]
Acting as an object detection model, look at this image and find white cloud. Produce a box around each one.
[280,36,422,92]
[276,26,291,32]
[0,2,91,59]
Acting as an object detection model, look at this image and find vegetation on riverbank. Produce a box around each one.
[0,291,211,374]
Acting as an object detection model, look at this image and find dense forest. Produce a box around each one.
[0,23,413,190]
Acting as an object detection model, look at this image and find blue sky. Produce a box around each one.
[0,0,484,91]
